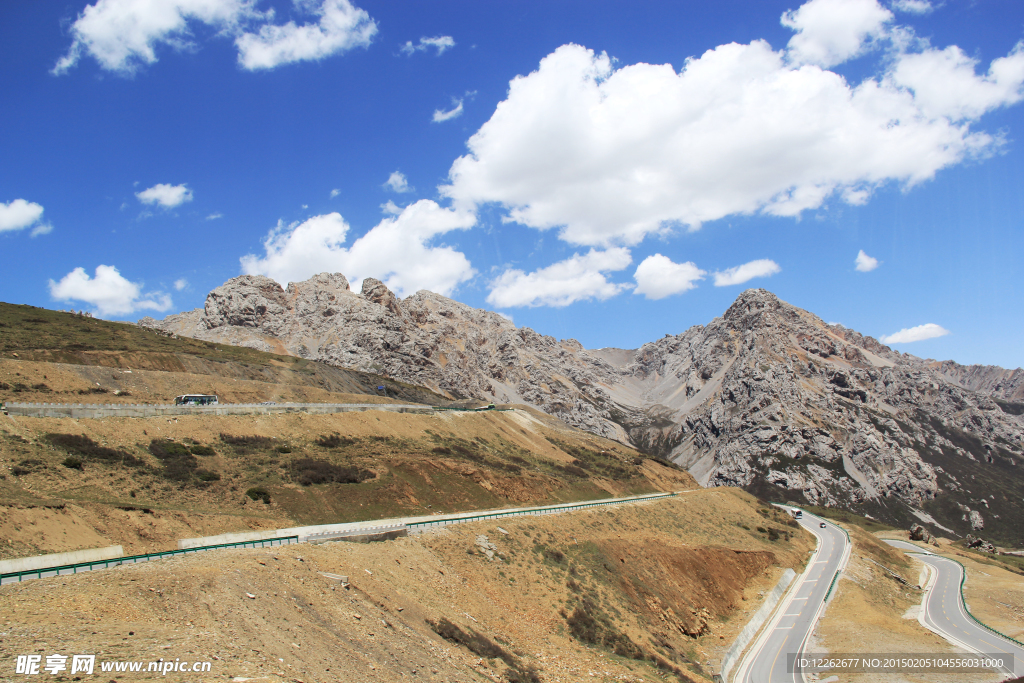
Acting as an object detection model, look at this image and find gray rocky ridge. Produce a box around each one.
[140,273,1024,545]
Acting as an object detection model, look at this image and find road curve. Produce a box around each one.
[886,539,1024,678]
[732,510,850,683]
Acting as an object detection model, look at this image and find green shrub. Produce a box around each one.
[275,445,292,454]
[246,487,271,504]
[195,469,221,482]
[189,444,216,456]
[62,457,83,470]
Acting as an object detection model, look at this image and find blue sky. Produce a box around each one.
[2,0,1023,369]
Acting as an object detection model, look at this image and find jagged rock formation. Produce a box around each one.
[141,274,1024,545]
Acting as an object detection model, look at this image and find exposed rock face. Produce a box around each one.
[141,274,1024,545]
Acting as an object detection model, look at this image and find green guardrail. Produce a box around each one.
[0,536,299,586]
[407,492,676,530]
[822,524,851,603]
[945,555,1024,649]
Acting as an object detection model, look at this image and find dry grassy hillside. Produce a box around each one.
[0,490,814,683]
[1,405,694,560]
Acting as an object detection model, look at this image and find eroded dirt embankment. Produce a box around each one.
[0,489,812,683]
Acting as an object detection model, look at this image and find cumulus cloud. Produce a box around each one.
[49,265,172,317]
[384,171,411,193]
[891,0,933,14]
[136,183,193,208]
[173,278,189,291]
[782,0,893,68]
[240,200,476,297]
[712,259,781,286]
[442,0,1024,248]
[486,248,632,308]
[889,43,1024,121]
[879,322,950,344]
[235,0,376,70]
[53,0,374,75]
[433,98,464,123]
[0,199,46,234]
[400,35,454,56]
[855,249,880,271]
[30,223,54,238]
[329,188,340,198]
[633,254,706,300]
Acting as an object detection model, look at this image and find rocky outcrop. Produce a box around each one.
[141,275,1024,545]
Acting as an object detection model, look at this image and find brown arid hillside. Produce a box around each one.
[0,489,814,683]
[1,403,693,560]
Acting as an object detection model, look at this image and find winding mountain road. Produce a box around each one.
[732,511,851,683]
[886,539,1024,678]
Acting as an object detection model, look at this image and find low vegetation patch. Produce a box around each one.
[148,438,198,482]
[46,433,144,467]
[219,434,274,454]
[566,599,645,659]
[315,433,356,448]
[290,458,373,486]
[427,618,539,682]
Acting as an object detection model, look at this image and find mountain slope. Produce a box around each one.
[140,274,1024,545]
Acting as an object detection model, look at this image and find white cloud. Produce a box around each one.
[173,278,189,291]
[855,249,880,271]
[380,200,403,214]
[889,43,1024,121]
[30,223,54,238]
[879,322,950,344]
[235,0,376,70]
[136,183,192,208]
[240,200,476,297]
[633,254,706,299]
[400,35,454,56]
[329,188,340,198]
[486,248,632,308]
[53,0,374,75]
[712,259,781,286]
[0,199,46,233]
[54,0,262,75]
[49,265,172,317]
[442,3,1023,248]
[206,212,223,220]
[782,0,893,68]
[384,171,411,193]
[433,99,464,123]
[891,0,933,14]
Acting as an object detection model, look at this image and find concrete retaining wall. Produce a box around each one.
[0,546,123,575]
[718,567,796,683]
[2,401,432,419]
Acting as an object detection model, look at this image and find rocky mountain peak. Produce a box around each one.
[361,278,402,317]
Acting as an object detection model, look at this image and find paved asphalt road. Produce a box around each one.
[734,511,850,683]
[886,539,1024,678]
